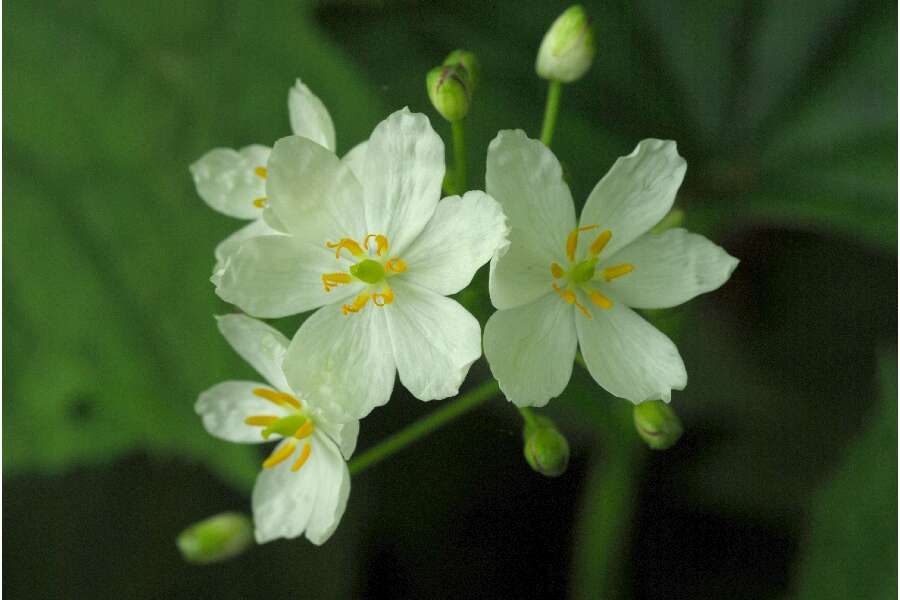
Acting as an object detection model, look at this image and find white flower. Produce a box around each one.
[482,130,738,407]
[195,314,359,545]
[215,109,509,423]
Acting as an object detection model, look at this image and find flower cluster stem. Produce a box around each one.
[540,80,563,147]
[451,119,467,193]
[349,379,499,475]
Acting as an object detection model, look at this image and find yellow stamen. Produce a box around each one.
[262,441,296,469]
[552,283,592,320]
[326,238,365,259]
[254,166,268,179]
[293,420,314,439]
[566,225,599,261]
[322,272,353,292]
[342,293,371,315]
[589,290,613,310]
[244,415,279,427]
[372,287,395,307]
[252,197,267,208]
[290,442,313,472]
[589,229,612,256]
[601,263,634,281]
[385,258,407,273]
[550,262,565,279]
[365,234,389,256]
[252,388,302,410]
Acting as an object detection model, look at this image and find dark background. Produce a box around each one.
[4,1,897,598]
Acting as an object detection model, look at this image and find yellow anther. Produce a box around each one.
[566,225,599,261]
[322,272,353,292]
[342,293,371,315]
[262,440,296,469]
[589,229,612,256]
[589,290,613,310]
[252,388,302,410]
[326,238,365,259]
[365,234,389,256]
[254,166,268,179]
[550,262,565,279]
[552,283,593,320]
[385,258,407,273]
[252,197,267,208]
[244,415,279,427]
[290,442,313,472]
[601,263,634,281]
[293,420,314,440]
[372,287,395,307]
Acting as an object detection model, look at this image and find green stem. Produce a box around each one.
[540,80,563,147]
[348,379,499,475]
[517,406,539,428]
[451,119,467,193]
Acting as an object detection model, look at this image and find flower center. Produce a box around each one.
[243,387,315,473]
[549,224,635,319]
[321,233,408,315]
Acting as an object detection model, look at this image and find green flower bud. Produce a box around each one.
[177,512,253,564]
[633,400,684,450]
[426,64,472,122]
[536,5,597,83]
[443,49,480,93]
[523,415,570,477]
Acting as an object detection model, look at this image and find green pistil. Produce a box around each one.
[261,414,307,439]
[568,257,596,284]
[350,259,385,284]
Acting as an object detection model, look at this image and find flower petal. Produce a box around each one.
[489,242,556,311]
[341,141,368,181]
[195,380,286,443]
[283,303,396,423]
[213,218,281,282]
[360,109,444,253]
[384,280,481,401]
[216,314,291,391]
[597,228,739,309]
[483,294,577,407]
[575,301,687,404]
[401,191,509,296]
[287,79,336,151]
[215,235,361,318]
[266,135,366,243]
[578,139,686,258]
[252,432,350,545]
[318,419,360,460]
[190,145,270,219]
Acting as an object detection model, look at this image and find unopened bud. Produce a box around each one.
[426,64,472,122]
[536,5,597,83]
[177,512,253,564]
[443,49,480,93]
[523,415,570,477]
[633,400,683,450]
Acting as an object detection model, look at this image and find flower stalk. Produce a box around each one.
[540,80,563,147]
[451,118,467,193]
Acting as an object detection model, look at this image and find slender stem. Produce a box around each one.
[451,119,467,193]
[540,80,563,147]
[517,406,539,428]
[348,379,499,475]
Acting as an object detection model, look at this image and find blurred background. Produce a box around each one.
[3,1,897,598]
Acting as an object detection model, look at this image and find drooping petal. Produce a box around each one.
[401,191,509,296]
[216,314,291,391]
[575,300,687,404]
[485,129,576,264]
[384,280,482,401]
[266,135,367,243]
[195,380,287,443]
[360,109,444,254]
[190,145,270,219]
[341,141,368,181]
[483,294,577,407]
[578,139,686,258]
[215,235,362,318]
[287,79,336,152]
[597,228,739,309]
[213,218,281,283]
[283,303,396,423]
[252,432,350,545]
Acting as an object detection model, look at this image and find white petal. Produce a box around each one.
[252,432,350,545]
[216,314,291,391]
[575,301,687,404]
[215,235,362,318]
[598,228,739,309]
[483,294,577,407]
[360,109,444,253]
[322,419,360,460]
[341,141,368,181]
[213,218,281,282]
[401,191,509,296]
[287,79,336,151]
[267,135,367,244]
[485,129,576,264]
[384,280,482,401]
[578,139,687,258]
[195,380,286,443]
[489,241,556,310]
[283,303,396,423]
[190,145,270,219]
